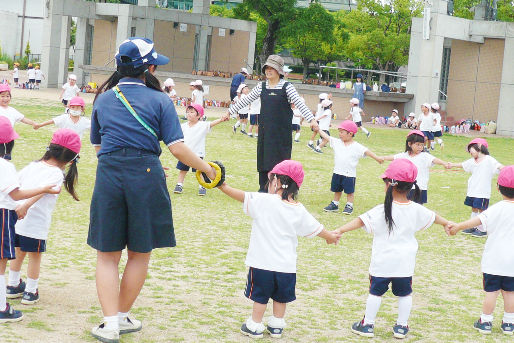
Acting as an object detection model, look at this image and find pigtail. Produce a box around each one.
[195,85,204,92]
[410,181,421,203]
[64,159,79,201]
[0,141,14,158]
[94,71,123,103]
[384,180,395,233]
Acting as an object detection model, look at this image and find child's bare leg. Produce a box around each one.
[272,301,286,318]
[0,259,7,309]
[176,170,188,184]
[26,252,42,280]
[482,290,499,315]
[252,301,267,323]
[503,290,514,312]
[8,248,26,272]
[346,193,355,205]
[334,192,342,202]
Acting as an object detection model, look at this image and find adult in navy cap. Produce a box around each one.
[87,37,216,342]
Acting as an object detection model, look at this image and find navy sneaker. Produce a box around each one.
[240,323,263,339]
[342,204,354,215]
[173,184,183,194]
[502,322,514,335]
[314,148,323,154]
[21,290,39,305]
[232,125,237,134]
[0,303,23,323]
[393,324,409,339]
[267,326,283,338]
[351,319,374,338]
[294,139,299,143]
[366,132,371,138]
[462,228,477,235]
[241,130,247,135]
[323,202,339,212]
[307,142,315,150]
[198,187,206,196]
[6,279,25,299]
[471,229,487,238]
[474,318,492,334]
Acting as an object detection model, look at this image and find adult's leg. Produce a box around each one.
[258,171,269,193]
[96,250,122,316]
[118,250,151,313]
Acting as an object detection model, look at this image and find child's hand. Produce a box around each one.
[447,222,460,236]
[15,204,29,220]
[377,156,385,164]
[325,231,342,245]
[162,166,170,178]
[445,162,452,169]
[221,113,230,122]
[33,123,40,130]
[43,185,61,195]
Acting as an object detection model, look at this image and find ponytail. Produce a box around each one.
[383,178,419,233]
[384,182,395,233]
[269,173,300,201]
[41,144,80,201]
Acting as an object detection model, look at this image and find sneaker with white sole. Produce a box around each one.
[267,326,283,338]
[352,319,374,337]
[501,321,514,335]
[392,324,409,339]
[241,130,247,135]
[198,186,206,196]
[0,303,23,323]
[307,142,315,150]
[232,126,237,134]
[474,318,492,334]
[462,228,476,235]
[314,148,323,154]
[324,202,339,212]
[119,316,142,335]
[6,279,25,299]
[21,290,39,305]
[173,184,183,194]
[240,323,263,339]
[366,132,371,138]
[91,323,120,343]
[342,204,354,215]
[471,229,487,238]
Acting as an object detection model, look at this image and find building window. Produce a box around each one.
[439,46,451,101]
[166,0,194,10]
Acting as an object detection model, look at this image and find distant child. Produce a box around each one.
[12,63,19,88]
[319,120,383,215]
[405,113,417,129]
[5,128,79,309]
[336,158,450,339]
[0,84,37,133]
[59,74,80,106]
[430,103,444,150]
[387,109,400,128]
[384,130,450,205]
[173,104,228,196]
[448,165,514,335]
[0,117,61,323]
[191,80,204,107]
[233,84,250,135]
[34,66,44,90]
[217,160,340,339]
[248,97,260,138]
[308,99,332,152]
[26,64,35,90]
[448,138,503,237]
[291,98,303,142]
[416,103,433,152]
[347,98,371,138]
[35,96,91,138]
[163,78,177,100]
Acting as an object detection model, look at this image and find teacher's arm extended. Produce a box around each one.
[285,83,317,130]
[168,142,216,180]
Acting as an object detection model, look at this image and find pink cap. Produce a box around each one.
[498,165,514,188]
[338,120,358,134]
[381,159,418,183]
[0,83,11,94]
[0,116,19,143]
[51,129,81,154]
[468,138,488,149]
[407,129,424,138]
[68,96,85,109]
[187,103,205,118]
[269,160,305,188]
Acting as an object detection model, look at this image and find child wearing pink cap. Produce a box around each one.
[173,104,228,196]
[316,120,383,214]
[448,138,503,237]
[335,159,450,339]
[217,159,340,339]
[0,117,61,323]
[35,96,91,138]
[384,130,450,205]
[0,84,37,130]
[6,129,81,306]
[448,165,514,335]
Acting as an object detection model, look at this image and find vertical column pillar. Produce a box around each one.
[496,36,514,136]
[196,25,210,71]
[57,16,72,87]
[116,6,132,48]
[73,17,89,85]
[41,0,64,88]
[192,0,210,14]
[247,30,256,73]
[135,18,154,40]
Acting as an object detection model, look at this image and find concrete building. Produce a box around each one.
[406,0,514,136]
[166,0,357,12]
[40,0,256,88]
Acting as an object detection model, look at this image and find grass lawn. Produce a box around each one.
[2,97,514,342]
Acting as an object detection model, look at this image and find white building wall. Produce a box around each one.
[0,11,19,57]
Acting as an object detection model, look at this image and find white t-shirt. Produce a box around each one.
[317,109,332,131]
[349,106,362,123]
[316,103,323,117]
[431,112,442,132]
[62,83,80,101]
[35,70,43,81]
[479,200,514,277]
[249,98,261,115]
[192,89,204,106]
[237,94,250,114]
[15,162,64,240]
[0,106,24,127]
[360,201,436,277]
[330,138,368,177]
[27,69,36,79]
[0,158,20,210]
[243,192,323,273]
[394,152,435,190]
[13,67,19,79]
[181,121,210,157]
[292,108,301,125]
[462,155,502,198]
[418,112,434,132]
[164,89,177,98]
[53,113,91,138]
[389,115,399,125]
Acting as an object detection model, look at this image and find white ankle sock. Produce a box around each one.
[361,127,369,134]
[177,182,183,186]
[241,124,246,131]
[431,141,435,149]
[235,121,241,128]
[347,202,353,207]
[503,312,514,324]
[26,278,38,293]
[333,200,339,205]
[363,294,382,325]
[294,132,300,140]
[268,316,286,328]
[308,140,313,145]
[245,317,265,333]
[397,295,412,326]
[118,311,129,323]
[104,315,119,330]
[481,313,493,323]
[8,270,20,287]
[437,138,443,145]
[0,276,6,311]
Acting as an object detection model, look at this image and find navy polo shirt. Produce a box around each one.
[230,73,245,90]
[91,78,184,156]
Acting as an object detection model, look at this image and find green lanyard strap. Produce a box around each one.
[113,85,158,138]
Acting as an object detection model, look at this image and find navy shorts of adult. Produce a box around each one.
[250,114,258,126]
[244,267,296,304]
[464,196,489,210]
[483,273,514,292]
[331,174,356,194]
[369,275,413,297]
[422,130,434,140]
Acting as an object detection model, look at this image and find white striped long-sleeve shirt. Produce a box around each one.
[229,80,314,122]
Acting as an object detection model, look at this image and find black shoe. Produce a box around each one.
[462,228,476,235]
[241,130,247,135]
[342,204,354,215]
[314,148,323,154]
[198,187,206,196]
[307,142,314,150]
[240,323,263,338]
[6,279,25,299]
[232,126,237,134]
[21,290,39,305]
[173,184,183,194]
[0,303,23,323]
[323,202,339,212]
[471,229,487,238]
[501,321,514,335]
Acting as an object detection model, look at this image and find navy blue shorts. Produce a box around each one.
[28,79,35,83]
[250,114,258,125]
[292,124,301,132]
[15,234,46,253]
[355,121,362,127]
[369,275,413,296]
[408,189,428,204]
[239,113,248,120]
[422,131,434,140]
[433,130,442,137]
[464,196,489,210]
[0,209,17,260]
[14,78,18,83]
[331,174,356,194]
[176,157,203,172]
[36,80,41,84]
[88,148,175,253]
[483,273,514,292]
[244,267,296,304]
[62,99,68,106]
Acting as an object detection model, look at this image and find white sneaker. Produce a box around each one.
[91,323,120,343]
[119,316,142,335]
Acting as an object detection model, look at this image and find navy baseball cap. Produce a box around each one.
[115,37,169,68]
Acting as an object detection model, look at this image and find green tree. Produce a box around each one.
[70,19,77,46]
[24,41,31,58]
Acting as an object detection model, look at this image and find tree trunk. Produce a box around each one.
[260,19,280,67]
[302,59,310,79]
